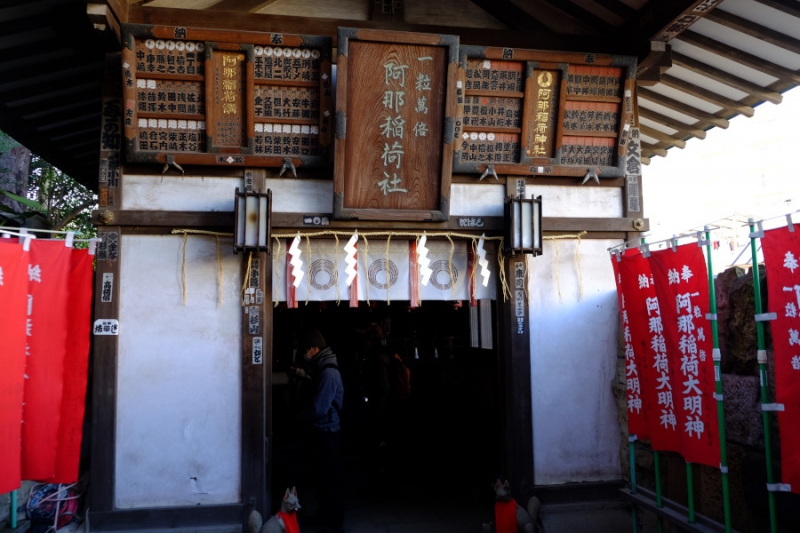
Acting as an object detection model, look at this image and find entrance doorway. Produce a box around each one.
[270,300,502,531]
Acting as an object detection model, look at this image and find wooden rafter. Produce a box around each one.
[754,0,800,18]
[622,0,721,43]
[704,9,800,56]
[641,141,668,158]
[639,125,686,149]
[637,87,729,129]
[671,52,783,104]
[468,0,552,32]
[638,106,707,139]
[539,0,615,35]
[591,0,635,21]
[679,30,800,85]
[659,74,754,117]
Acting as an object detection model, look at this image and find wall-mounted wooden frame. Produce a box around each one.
[453,46,636,179]
[333,28,458,221]
[121,24,333,170]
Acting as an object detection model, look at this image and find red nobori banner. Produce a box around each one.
[0,241,29,493]
[648,244,720,467]
[44,248,94,484]
[21,239,72,480]
[611,249,652,440]
[761,225,800,493]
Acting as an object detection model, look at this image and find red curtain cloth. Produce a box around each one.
[761,225,800,493]
[0,241,29,493]
[610,249,652,440]
[648,244,720,467]
[43,248,94,483]
[21,240,72,480]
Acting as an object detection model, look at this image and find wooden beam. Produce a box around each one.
[705,9,800,56]
[622,0,723,43]
[754,0,800,18]
[208,0,280,12]
[87,3,121,40]
[468,0,552,33]
[539,0,615,36]
[128,5,613,53]
[671,52,783,105]
[679,30,800,85]
[92,209,236,228]
[636,41,671,84]
[639,124,686,149]
[638,106,707,139]
[641,155,651,165]
[641,141,668,158]
[592,0,636,21]
[659,74,755,117]
[637,87,729,129]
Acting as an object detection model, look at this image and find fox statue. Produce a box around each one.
[248,487,302,533]
[482,479,541,533]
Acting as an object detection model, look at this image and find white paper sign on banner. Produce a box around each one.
[295,239,352,302]
[357,240,411,302]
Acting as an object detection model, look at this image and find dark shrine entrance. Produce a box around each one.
[270,300,502,531]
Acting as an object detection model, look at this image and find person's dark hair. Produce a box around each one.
[299,328,326,351]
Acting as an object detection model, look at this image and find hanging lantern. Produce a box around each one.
[504,195,542,256]
[233,187,272,254]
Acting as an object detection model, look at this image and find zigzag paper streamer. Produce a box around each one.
[417,234,433,286]
[288,235,304,288]
[477,235,491,287]
[344,233,358,286]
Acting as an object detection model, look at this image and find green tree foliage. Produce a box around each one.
[0,130,97,242]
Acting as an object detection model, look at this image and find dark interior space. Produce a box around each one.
[270,300,502,528]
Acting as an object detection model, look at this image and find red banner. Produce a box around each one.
[44,248,94,483]
[611,249,652,440]
[0,240,29,493]
[21,239,72,480]
[648,244,720,467]
[761,225,800,493]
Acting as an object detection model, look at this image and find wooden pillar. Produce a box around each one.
[498,177,534,500]
[240,170,273,519]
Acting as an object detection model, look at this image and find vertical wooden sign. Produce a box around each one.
[207,47,248,151]
[334,28,458,221]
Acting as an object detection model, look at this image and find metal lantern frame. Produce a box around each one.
[233,187,272,254]
[504,195,543,256]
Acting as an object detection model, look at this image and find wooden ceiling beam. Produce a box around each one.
[637,87,729,129]
[591,0,636,21]
[659,74,754,117]
[468,0,551,33]
[4,81,100,109]
[671,52,782,104]
[705,9,800,56]
[641,141,668,158]
[128,6,613,53]
[641,155,651,165]
[679,30,800,85]
[638,106,707,139]
[753,0,800,18]
[538,0,615,36]
[0,62,104,94]
[622,0,722,44]
[639,124,686,149]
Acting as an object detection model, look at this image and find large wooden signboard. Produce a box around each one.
[121,25,332,169]
[333,28,458,221]
[453,46,636,178]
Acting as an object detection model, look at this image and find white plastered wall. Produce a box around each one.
[116,235,242,508]
[524,184,623,485]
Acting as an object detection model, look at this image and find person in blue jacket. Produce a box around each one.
[293,328,345,533]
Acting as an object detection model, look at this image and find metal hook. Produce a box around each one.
[279,158,297,178]
[162,154,185,175]
[581,168,599,185]
[479,164,498,181]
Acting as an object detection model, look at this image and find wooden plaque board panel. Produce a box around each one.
[453,46,636,179]
[121,24,332,169]
[333,28,458,221]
